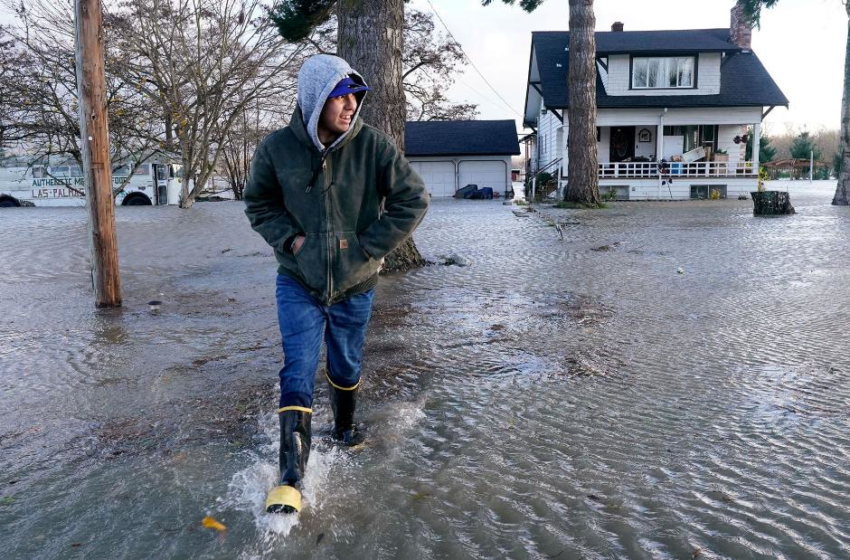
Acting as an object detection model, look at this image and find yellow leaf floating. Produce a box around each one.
[202,516,227,532]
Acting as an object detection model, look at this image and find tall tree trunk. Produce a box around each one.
[179,149,195,209]
[338,0,426,272]
[833,5,850,205]
[564,0,600,205]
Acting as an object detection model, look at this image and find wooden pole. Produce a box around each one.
[74,0,121,307]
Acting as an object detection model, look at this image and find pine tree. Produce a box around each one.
[790,131,822,160]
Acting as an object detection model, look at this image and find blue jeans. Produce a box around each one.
[276,274,375,409]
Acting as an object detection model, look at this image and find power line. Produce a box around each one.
[424,0,524,119]
[455,74,516,112]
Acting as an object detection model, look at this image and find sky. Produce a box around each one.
[409,0,847,136]
[2,0,845,136]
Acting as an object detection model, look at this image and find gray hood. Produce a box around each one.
[297,54,368,152]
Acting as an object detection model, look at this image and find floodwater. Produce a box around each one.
[1,181,849,559]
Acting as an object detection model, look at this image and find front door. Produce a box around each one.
[610,126,635,162]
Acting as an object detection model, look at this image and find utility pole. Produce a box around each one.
[74,0,121,307]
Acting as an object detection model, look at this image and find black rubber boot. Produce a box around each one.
[328,380,366,447]
[265,409,312,514]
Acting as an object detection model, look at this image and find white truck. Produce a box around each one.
[0,160,184,208]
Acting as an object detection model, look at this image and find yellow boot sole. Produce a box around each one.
[265,485,301,514]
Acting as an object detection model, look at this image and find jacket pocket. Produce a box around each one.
[333,232,378,293]
[292,233,326,293]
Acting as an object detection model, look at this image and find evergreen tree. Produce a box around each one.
[790,131,822,161]
[790,131,821,179]
[746,131,777,163]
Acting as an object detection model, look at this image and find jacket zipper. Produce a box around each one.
[325,154,334,303]
[306,150,328,193]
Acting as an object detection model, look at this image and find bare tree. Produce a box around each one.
[0,26,26,154]
[402,9,478,122]
[220,98,293,200]
[113,0,309,208]
[1,0,163,196]
[5,0,472,214]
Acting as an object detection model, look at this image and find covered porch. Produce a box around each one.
[558,107,765,200]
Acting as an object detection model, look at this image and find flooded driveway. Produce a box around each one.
[1,181,848,559]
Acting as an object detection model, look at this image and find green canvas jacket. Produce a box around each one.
[244,107,429,305]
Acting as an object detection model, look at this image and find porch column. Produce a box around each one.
[656,124,664,163]
[752,122,761,176]
[657,115,665,199]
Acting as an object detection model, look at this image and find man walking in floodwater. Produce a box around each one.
[244,54,429,515]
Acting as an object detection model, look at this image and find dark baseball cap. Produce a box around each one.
[328,77,370,99]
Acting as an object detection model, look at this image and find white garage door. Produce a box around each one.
[410,161,455,197]
[458,161,507,196]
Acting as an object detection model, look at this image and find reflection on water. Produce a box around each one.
[1,181,849,558]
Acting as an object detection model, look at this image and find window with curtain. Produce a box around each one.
[632,57,695,89]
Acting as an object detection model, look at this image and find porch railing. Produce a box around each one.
[598,161,755,178]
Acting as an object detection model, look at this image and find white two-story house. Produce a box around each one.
[523,5,789,200]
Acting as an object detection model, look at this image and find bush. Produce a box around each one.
[813,166,831,180]
[525,171,553,190]
[602,187,618,202]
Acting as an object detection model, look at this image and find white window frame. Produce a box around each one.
[632,56,696,90]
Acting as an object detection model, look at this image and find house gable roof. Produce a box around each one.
[594,28,735,54]
[525,29,789,122]
[404,120,521,157]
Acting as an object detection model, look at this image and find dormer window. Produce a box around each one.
[632,56,695,89]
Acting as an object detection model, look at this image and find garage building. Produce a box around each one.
[404,120,521,198]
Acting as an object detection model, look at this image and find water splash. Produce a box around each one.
[223,412,342,541]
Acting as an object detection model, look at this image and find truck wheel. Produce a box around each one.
[0,195,21,208]
[122,193,152,206]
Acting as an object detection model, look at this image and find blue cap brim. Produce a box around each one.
[328,78,370,99]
